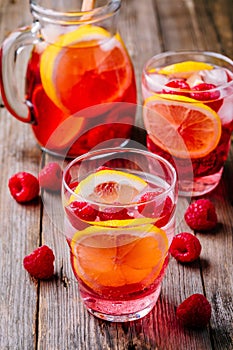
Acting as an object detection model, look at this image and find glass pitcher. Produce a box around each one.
[0,0,137,157]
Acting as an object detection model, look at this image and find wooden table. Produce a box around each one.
[0,1,232,349]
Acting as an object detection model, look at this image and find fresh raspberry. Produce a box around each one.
[39,162,63,192]
[138,192,174,227]
[138,191,157,215]
[68,201,98,222]
[184,199,217,231]
[23,245,55,279]
[98,207,131,221]
[169,232,202,263]
[8,172,39,203]
[163,79,190,96]
[155,196,174,228]
[176,293,211,328]
[190,83,223,112]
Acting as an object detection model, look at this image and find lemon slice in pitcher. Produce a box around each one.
[40,25,133,113]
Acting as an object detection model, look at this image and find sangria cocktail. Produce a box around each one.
[0,0,136,157]
[62,148,177,322]
[142,51,233,196]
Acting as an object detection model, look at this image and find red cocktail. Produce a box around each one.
[62,148,177,322]
[142,51,233,196]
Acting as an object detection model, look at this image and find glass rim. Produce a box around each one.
[30,0,121,25]
[143,50,233,93]
[62,147,177,207]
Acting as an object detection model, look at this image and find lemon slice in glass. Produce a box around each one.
[143,94,221,158]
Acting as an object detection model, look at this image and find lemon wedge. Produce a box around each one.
[155,61,213,79]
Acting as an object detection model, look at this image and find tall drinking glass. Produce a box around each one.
[62,147,178,322]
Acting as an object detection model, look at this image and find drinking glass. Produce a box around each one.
[142,51,233,196]
[0,0,136,157]
[62,147,178,322]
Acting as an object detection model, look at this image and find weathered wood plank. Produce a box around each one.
[0,111,41,349]
[0,3,40,348]
[200,150,233,350]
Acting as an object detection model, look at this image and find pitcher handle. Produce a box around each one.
[0,22,41,123]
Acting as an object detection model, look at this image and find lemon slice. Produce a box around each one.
[73,169,147,204]
[86,217,156,228]
[156,61,213,79]
[70,224,168,289]
[40,25,111,110]
[143,93,222,158]
[40,25,132,113]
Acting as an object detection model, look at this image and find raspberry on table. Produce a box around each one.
[39,162,63,192]
[184,199,217,231]
[176,293,211,328]
[23,245,55,279]
[169,232,202,263]
[8,172,39,203]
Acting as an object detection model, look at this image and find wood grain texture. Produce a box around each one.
[0,0,232,349]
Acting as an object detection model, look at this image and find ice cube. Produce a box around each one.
[217,96,233,124]
[145,73,169,93]
[186,73,204,88]
[41,25,64,43]
[200,68,228,86]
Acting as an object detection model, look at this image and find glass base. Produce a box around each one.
[179,168,223,197]
[84,286,161,322]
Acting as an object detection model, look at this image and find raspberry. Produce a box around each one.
[176,293,211,328]
[190,83,223,112]
[184,199,217,231]
[23,245,55,279]
[170,232,201,263]
[8,172,39,203]
[68,201,98,221]
[155,196,174,228]
[138,191,158,215]
[138,192,174,227]
[98,207,131,221]
[39,162,63,192]
[163,79,190,96]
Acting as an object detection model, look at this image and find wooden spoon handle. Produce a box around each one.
[81,0,95,11]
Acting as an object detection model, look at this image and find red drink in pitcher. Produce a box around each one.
[26,25,136,156]
[0,1,136,157]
